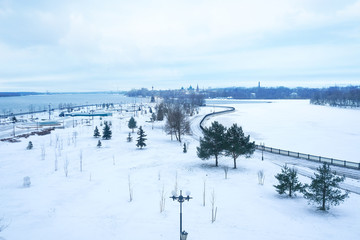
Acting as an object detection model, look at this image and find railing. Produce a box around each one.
[198,104,360,170]
[199,106,235,131]
[256,145,360,170]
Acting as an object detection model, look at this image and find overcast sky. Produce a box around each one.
[0,0,359,92]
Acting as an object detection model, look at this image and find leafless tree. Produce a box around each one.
[165,104,191,142]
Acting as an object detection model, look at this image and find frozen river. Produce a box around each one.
[205,99,360,163]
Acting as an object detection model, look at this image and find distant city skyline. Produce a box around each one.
[1,0,359,92]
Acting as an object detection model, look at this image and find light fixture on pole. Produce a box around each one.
[170,190,192,240]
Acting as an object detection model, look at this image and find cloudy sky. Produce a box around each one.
[0,0,359,92]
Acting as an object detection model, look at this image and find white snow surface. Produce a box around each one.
[205,99,360,163]
[0,100,359,240]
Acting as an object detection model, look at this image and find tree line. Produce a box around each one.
[126,86,360,107]
[310,86,360,107]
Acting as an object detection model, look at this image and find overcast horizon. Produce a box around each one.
[1,0,360,92]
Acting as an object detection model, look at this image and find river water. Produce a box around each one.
[0,93,142,115]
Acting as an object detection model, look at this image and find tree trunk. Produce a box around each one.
[233,157,237,169]
[215,155,218,167]
[289,185,292,197]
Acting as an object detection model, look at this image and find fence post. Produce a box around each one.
[319,156,321,162]
[308,154,310,160]
[344,161,346,167]
[331,159,333,164]
[297,152,299,158]
[288,151,290,156]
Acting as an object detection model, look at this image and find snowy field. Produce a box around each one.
[206,99,360,163]
[0,101,360,240]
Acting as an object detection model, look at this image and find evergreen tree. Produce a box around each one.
[151,113,156,122]
[97,140,102,148]
[274,165,303,197]
[128,117,137,133]
[102,122,112,140]
[183,143,187,153]
[26,141,33,150]
[304,163,349,211]
[136,126,147,149]
[93,126,100,138]
[224,124,255,169]
[197,121,227,167]
[127,133,132,142]
[156,103,164,121]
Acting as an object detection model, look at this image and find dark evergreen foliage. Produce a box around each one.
[183,143,187,153]
[197,121,227,167]
[224,124,255,169]
[304,163,349,211]
[136,126,147,149]
[156,103,164,121]
[151,113,156,122]
[93,126,100,138]
[11,116,17,122]
[128,117,137,133]
[102,122,112,140]
[97,140,102,148]
[274,165,303,197]
[26,141,33,150]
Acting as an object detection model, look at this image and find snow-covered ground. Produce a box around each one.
[205,99,360,163]
[0,101,359,240]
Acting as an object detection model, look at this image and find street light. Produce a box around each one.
[261,143,265,161]
[170,190,192,240]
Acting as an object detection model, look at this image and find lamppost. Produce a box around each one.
[170,190,192,240]
[260,142,265,161]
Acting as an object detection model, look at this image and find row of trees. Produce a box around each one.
[93,121,112,140]
[310,86,360,108]
[197,121,256,168]
[274,164,349,211]
[94,118,147,148]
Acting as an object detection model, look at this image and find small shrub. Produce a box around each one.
[23,176,31,187]
[26,141,33,150]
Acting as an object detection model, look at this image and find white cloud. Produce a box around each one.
[0,0,359,91]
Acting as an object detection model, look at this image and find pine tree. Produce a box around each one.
[197,121,227,167]
[224,124,255,169]
[128,117,137,133]
[274,165,303,197]
[97,140,102,148]
[102,122,112,140]
[304,163,349,211]
[127,133,132,142]
[136,126,147,149]
[26,141,33,150]
[156,103,164,121]
[93,126,100,138]
[183,143,187,153]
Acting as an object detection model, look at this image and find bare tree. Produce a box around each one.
[165,104,191,142]
[211,189,217,223]
[159,185,166,213]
